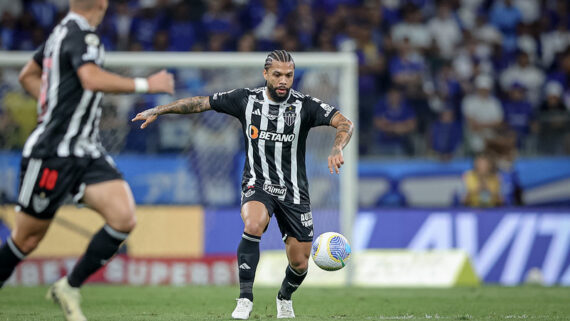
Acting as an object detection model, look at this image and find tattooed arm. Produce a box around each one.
[328,111,354,174]
[131,96,211,129]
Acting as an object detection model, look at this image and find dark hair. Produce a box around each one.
[264,50,295,70]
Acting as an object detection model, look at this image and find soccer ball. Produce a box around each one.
[311,232,351,271]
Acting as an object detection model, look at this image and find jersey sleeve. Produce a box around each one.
[208,88,248,119]
[32,43,45,67]
[65,30,102,71]
[305,96,339,127]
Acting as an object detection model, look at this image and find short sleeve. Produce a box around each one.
[305,96,339,127]
[65,31,101,71]
[33,43,45,67]
[208,88,247,119]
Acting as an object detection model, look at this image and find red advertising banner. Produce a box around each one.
[5,255,238,286]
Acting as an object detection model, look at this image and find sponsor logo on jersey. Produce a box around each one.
[263,183,287,197]
[252,108,261,116]
[262,112,278,121]
[212,89,236,100]
[283,106,296,126]
[301,212,313,227]
[312,97,335,117]
[243,186,255,198]
[248,125,295,142]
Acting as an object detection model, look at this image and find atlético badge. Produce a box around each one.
[284,106,296,126]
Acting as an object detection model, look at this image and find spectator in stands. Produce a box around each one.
[237,32,256,52]
[352,19,385,154]
[391,3,431,52]
[247,0,283,50]
[427,1,461,59]
[390,38,424,94]
[429,108,462,161]
[27,0,58,32]
[373,87,417,156]
[167,2,198,52]
[462,153,503,207]
[547,48,570,108]
[538,81,570,154]
[0,12,18,50]
[500,50,545,107]
[462,74,504,154]
[489,0,522,53]
[286,2,316,50]
[540,21,570,70]
[502,82,537,149]
[130,7,166,51]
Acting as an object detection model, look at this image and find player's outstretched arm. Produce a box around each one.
[131,96,212,129]
[328,111,353,174]
[77,63,174,94]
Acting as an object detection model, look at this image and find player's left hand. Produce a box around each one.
[328,147,344,174]
[131,109,158,129]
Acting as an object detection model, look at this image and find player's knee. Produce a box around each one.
[13,233,43,254]
[106,207,136,233]
[289,257,309,273]
[243,220,266,236]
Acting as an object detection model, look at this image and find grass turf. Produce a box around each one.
[0,286,569,320]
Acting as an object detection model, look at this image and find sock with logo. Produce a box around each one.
[278,265,307,300]
[237,232,261,301]
[67,224,128,288]
[0,238,27,288]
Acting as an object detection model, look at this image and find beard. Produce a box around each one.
[267,83,290,102]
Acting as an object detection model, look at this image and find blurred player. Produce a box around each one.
[0,0,174,320]
[132,50,353,319]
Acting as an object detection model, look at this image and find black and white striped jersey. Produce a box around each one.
[209,87,339,205]
[23,12,105,159]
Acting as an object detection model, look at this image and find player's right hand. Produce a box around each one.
[147,69,174,94]
[131,109,158,129]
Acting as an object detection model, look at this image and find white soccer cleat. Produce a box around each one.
[276,296,295,318]
[46,277,87,321]
[232,298,253,319]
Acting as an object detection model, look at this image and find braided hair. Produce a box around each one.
[264,50,295,70]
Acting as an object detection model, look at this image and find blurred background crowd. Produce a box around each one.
[1,0,570,208]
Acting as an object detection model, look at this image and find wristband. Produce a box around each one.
[134,77,149,93]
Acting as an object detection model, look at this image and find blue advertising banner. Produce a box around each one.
[353,209,570,285]
[204,208,339,254]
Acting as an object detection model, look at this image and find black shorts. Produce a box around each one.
[241,185,314,243]
[17,155,123,219]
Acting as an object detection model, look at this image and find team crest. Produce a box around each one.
[284,106,296,126]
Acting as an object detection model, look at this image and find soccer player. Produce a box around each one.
[132,50,354,319]
[0,0,174,320]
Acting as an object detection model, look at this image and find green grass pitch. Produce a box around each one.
[1,286,569,320]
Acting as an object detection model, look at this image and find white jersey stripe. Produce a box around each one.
[74,91,102,157]
[245,96,256,186]
[291,101,303,204]
[89,106,103,158]
[57,90,93,157]
[22,26,68,158]
[258,100,271,185]
[18,158,42,207]
[275,105,286,201]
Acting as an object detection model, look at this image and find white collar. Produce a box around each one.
[63,12,95,31]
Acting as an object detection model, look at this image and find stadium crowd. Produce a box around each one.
[1,0,570,160]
